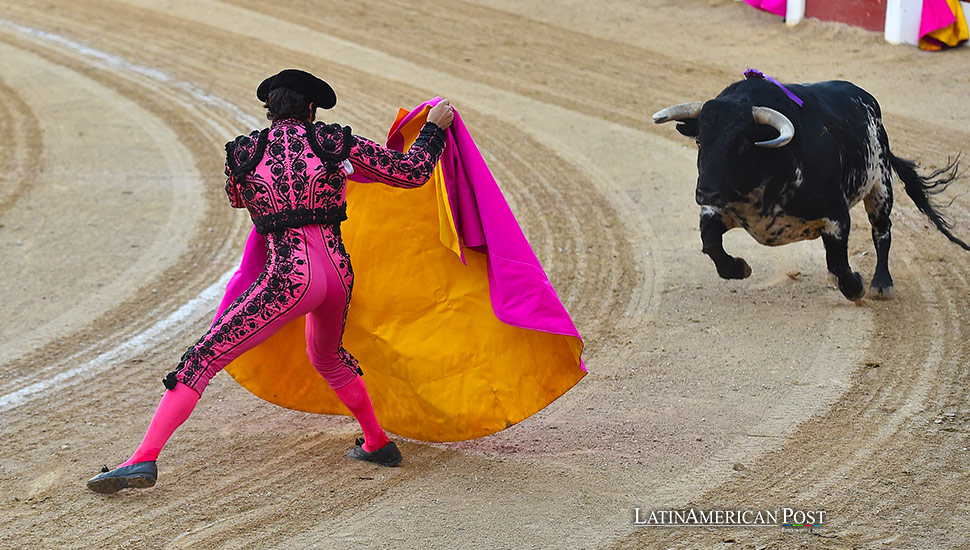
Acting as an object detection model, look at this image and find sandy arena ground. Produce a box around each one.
[2,1,970,548]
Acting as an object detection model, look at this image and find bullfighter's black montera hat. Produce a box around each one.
[256,69,337,109]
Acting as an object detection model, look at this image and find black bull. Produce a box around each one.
[654,78,968,301]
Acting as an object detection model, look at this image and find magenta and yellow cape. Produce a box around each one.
[216,100,585,442]
[919,0,968,50]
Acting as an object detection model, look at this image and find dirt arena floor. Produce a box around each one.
[2,1,970,548]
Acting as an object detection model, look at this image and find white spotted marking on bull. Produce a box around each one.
[844,106,892,208]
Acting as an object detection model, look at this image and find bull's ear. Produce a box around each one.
[676,120,699,138]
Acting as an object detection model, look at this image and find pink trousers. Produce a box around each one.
[169,224,360,395]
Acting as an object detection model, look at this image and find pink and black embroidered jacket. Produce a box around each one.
[224,118,446,234]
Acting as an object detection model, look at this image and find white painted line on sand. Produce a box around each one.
[0,20,252,411]
[0,271,231,412]
[0,19,261,129]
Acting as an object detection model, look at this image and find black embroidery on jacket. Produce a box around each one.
[254,205,348,234]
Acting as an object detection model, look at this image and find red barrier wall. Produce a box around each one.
[806,0,888,32]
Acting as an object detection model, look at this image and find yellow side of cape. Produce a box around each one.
[225,109,584,442]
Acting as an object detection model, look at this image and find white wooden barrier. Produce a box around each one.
[885,0,924,44]
[961,0,969,45]
[786,0,806,26]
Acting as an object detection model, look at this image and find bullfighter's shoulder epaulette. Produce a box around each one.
[306,121,355,163]
[225,129,268,177]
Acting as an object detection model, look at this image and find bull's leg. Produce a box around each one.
[700,207,751,279]
[821,217,865,301]
[864,181,894,299]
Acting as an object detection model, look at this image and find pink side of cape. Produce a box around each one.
[920,0,958,38]
[743,0,787,17]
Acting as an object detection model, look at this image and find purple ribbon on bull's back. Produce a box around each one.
[744,69,804,107]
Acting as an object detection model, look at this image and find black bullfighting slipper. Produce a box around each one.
[86,461,157,494]
[347,438,402,467]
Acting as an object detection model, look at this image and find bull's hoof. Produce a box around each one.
[869,284,894,300]
[839,272,866,302]
[870,274,894,300]
[716,257,752,280]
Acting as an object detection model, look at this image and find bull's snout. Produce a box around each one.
[695,189,722,206]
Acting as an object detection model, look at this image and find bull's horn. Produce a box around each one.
[752,106,794,148]
[652,102,703,124]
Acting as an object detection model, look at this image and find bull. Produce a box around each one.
[653,73,968,301]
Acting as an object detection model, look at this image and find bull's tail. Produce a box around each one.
[891,153,970,251]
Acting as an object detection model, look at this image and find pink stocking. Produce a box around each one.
[333,377,389,452]
[119,382,200,467]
